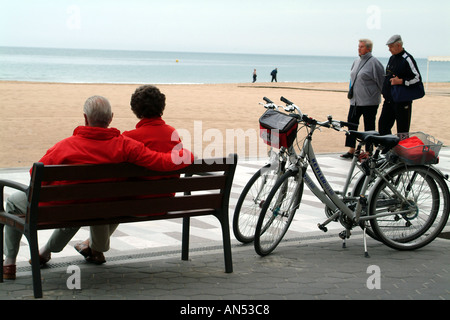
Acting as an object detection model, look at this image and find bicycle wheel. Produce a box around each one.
[368,165,450,250]
[233,164,279,243]
[254,169,303,256]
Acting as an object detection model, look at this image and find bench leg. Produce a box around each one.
[219,215,233,273]
[181,217,190,261]
[222,229,233,273]
[27,231,43,298]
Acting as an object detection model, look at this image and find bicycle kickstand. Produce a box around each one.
[338,229,351,248]
[363,225,370,258]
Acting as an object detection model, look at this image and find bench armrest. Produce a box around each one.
[0,179,28,211]
[0,179,28,193]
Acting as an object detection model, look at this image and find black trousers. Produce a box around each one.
[345,104,378,148]
[378,100,412,135]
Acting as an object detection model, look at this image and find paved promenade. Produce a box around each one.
[1,149,449,303]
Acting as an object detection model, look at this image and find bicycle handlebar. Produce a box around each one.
[263,97,274,104]
[260,96,357,132]
[317,118,357,131]
[280,96,294,105]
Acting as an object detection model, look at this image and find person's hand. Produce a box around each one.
[390,75,403,85]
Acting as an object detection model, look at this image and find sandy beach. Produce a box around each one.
[1,81,449,168]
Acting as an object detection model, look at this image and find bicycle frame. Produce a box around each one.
[288,122,398,232]
[295,132,358,225]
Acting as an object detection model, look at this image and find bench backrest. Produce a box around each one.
[25,154,237,229]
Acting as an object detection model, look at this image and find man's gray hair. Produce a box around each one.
[83,95,113,128]
[359,39,373,51]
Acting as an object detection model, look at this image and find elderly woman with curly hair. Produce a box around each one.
[123,85,183,151]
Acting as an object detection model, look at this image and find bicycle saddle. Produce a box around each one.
[348,130,379,141]
[364,134,400,150]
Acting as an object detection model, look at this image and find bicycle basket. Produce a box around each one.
[391,132,442,165]
[259,109,298,148]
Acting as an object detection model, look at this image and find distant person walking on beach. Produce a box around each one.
[341,39,384,159]
[271,68,278,82]
[378,35,423,135]
[253,69,257,83]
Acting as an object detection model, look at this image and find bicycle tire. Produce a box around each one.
[232,164,279,243]
[254,169,303,256]
[368,165,450,250]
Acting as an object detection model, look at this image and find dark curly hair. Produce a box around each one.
[130,85,166,119]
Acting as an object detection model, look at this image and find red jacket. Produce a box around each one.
[122,117,181,152]
[34,126,193,211]
[122,118,184,208]
[37,125,192,171]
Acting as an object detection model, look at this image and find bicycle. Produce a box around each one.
[253,97,450,257]
[233,97,374,244]
[233,97,296,243]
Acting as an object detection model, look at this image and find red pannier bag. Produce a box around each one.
[259,109,298,149]
[392,135,438,165]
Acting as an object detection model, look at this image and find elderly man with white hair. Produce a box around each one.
[379,34,423,136]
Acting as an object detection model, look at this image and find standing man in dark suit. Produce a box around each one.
[379,35,422,135]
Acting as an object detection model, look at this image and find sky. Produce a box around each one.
[1,0,449,58]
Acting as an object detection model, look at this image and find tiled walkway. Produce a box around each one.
[1,149,450,300]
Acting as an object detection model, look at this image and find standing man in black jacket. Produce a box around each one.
[379,35,422,135]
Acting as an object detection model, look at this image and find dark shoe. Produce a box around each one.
[74,241,92,259]
[86,250,106,265]
[340,152,354,159]
[28,253,51,267]
[3,264,16,280]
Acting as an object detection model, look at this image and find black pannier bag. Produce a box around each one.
[259,109,298,149]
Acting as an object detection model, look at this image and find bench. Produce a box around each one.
[0,154,237,298]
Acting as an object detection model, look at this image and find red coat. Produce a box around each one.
[34,126,193,212]
[123,118,185,209]
[37,125,192,171]
[122,117,181,153]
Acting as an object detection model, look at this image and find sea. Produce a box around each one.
[0,46,448,84]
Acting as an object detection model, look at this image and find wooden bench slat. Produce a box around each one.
[38,175,227,202]
[36,193,223,223]
[41,159,234,181]
[36,208,218,230]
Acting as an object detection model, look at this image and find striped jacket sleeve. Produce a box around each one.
[402,52,421,86]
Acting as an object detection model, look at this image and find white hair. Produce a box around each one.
[359,39,374,51]
[83,95,112,127]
